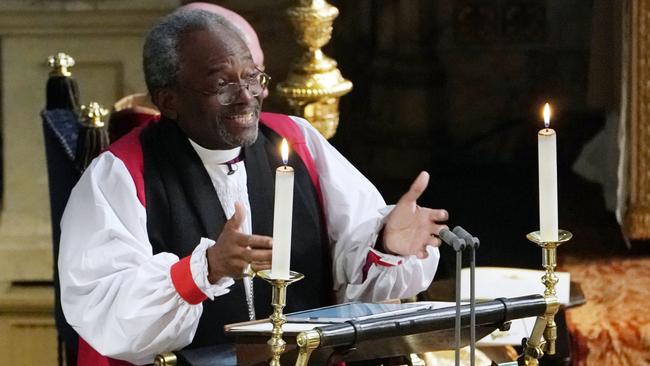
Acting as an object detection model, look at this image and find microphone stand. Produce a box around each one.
[453,226,480,366]
[439,228,466,366]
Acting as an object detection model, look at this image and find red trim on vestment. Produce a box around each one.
[77,337,134,366]
[362,250,403,281]
[170,256,208,304]
[107,115,159,206]
[109,110,160,142]
[259,112,324,208]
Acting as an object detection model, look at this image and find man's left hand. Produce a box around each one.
[381,171,448,259]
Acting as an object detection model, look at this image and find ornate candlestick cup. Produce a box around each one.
[257,269,304,366]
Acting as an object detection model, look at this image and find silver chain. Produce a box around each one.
[244,264,256,320]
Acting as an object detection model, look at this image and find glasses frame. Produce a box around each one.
[180,68,271,105]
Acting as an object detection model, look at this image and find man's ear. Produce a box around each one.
[153,88,179,120]
[257,64,269,99]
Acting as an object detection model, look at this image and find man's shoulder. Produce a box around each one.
[103,122,151,205]
[106,120,152,183]
[259,112,314,141]
[260,112,298,128]
[108,117,157,161]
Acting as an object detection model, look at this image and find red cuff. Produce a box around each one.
[362,250,403,281]
[170,256,208,305]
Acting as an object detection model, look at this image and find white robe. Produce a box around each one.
[58,116,439,365]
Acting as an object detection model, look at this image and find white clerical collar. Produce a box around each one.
[188,139,242,165]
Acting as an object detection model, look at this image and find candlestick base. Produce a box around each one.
[517,230,572,366]
[257,270,304,366]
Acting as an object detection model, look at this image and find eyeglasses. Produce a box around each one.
[183,70,270,105]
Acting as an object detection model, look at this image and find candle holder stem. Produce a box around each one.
[519,230,572,365]
[258,270,304,366]
[541,245,558,297]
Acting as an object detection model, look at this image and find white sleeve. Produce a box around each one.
[289,116,439,303]
[58,152,234,365]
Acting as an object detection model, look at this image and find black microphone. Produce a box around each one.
[453,226,480,249]
[439,228,466,251]
[439,228,466,366]
[453,226,480,366]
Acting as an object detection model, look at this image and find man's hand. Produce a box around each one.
[381,171,449,259]
[206,202,273,283]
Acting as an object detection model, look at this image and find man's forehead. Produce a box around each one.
[204,55,256,75]
[178,28,252,64]
[174,3,264,66]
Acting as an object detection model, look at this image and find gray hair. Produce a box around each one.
[143,9,243,97]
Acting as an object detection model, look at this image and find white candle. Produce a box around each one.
[538,103,559,242]
[271,139,294,279]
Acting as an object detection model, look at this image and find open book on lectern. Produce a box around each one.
[226,301,454,335]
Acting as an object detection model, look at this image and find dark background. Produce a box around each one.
[209,0,629,277]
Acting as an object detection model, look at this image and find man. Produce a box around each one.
[59,9,448,365]
[108,3,266,141]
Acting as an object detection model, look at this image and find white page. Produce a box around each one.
[460,267,570,305]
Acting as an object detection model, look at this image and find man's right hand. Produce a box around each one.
[206,202,273,284]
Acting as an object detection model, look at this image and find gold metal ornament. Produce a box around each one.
[47,52,75,77]
[294,329,321,366]
[257,269,304,366]
[153,352,177,366]
[277,0,353,139]
[80,102,109,128]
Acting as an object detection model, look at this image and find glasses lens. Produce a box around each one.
[248,76,264,97]
[216,74,268,105]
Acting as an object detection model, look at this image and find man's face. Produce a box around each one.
[172,29,262,150]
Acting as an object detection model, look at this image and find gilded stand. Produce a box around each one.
[277,0,353,139]
[257,269,305,366]
[518,230,572,366]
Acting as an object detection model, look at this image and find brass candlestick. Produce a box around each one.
[519,230,572,366]
[257,269,305,366]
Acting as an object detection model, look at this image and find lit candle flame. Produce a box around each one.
[281,138,289,165]
[543,103,551,129]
